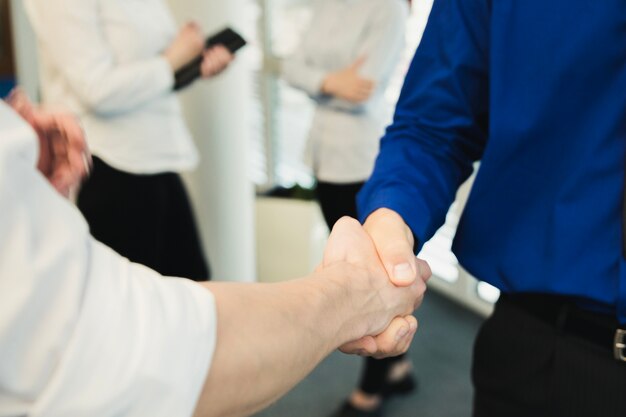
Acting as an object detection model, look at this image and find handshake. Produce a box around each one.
[313,210,430,359]
[5,89,429,361]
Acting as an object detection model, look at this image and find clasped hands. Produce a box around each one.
[319,210,430,359]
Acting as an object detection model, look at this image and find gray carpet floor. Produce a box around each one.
[255,291,485,417]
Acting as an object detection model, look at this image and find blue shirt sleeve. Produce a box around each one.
[357,0,491,251]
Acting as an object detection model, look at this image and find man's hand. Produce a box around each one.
[320,217,429,358]
[6,89,91,197]
[336,209,431,358]
[321,56,376,103]
[364,208,424,287]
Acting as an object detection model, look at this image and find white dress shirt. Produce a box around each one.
[282,0,408,183]
[0,102,216,416]
[24,0,199,174]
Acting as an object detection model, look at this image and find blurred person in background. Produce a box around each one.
[24,0,234,282]
[282,1,412,416]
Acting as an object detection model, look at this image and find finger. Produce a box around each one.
[6,88,36,123]
[338,335,378,356]
[210,48,233,74]
[211,44,230,56]
[49,128,71,188]
[416,258,432,282]
[371,316,417,359]
[364,209,417,287]
[201,52,216,77]
[64,120,91,182]
[322,216,378,268]
[357,90,371,101]
[36,132,54,177]
[359,79,375,90]
[202,49,230,77]
[373,316,411,355]
[374,319,417,359]
[186,21,201,31]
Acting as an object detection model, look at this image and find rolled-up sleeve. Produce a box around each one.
[357,0,491,250]
[281,52,327,98]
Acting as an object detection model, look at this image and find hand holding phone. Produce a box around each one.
[174,27,247,90]
[164,22,205,72]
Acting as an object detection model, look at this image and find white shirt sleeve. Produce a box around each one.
[23,0,174,116]
[0,102,216,417]
[280,3,329,98]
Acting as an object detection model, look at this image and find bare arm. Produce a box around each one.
[193,218,429,417]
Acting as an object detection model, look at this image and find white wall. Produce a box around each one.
[167,0,257,282]
[9,0,38,97]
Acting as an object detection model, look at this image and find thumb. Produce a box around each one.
[322,216,372,267]
[349,55,367,72]
[364,209,418,287]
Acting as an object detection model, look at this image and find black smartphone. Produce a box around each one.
[173,27,247,91]
[205,28,247,54]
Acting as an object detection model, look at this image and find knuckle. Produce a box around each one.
[417,259,432,279]
[336,216,360,228]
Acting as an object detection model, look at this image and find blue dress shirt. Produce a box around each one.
[357,0,626,323]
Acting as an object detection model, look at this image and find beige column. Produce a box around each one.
[167,0,257,282]
[9,0,39,98]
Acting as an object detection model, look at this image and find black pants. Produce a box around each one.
[316,180,407,394]
[473,294,626,417]
[77,157,210,281]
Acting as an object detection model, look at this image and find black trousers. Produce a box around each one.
[473,294,626,417]
[316,180,407,394]
[77,157,210,281]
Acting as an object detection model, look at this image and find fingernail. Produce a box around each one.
[393,263,415,283]
[395,326,409,341]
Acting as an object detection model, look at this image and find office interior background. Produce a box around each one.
[1,0,501,415]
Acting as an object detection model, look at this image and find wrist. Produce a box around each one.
[364,208,414,246]
[321,72,338,95]
[306,263,372,347]
[163,52,183,72]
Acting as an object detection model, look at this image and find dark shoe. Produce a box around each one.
[381,373,417,398]
[330,374,417,417]
[329,401,383,417]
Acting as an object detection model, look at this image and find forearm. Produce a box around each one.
[281,57,327,98]
[321,95,368,113]
[193,266,361,417]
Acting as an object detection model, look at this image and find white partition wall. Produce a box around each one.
[9,0,38,97]
[167,0,256,282]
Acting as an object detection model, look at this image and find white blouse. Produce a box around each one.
[24,0,199,174]
[0,102,216,416]
[282,0,409,183]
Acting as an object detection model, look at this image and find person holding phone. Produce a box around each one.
[281,1,411,415]
[23,0,234,281]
